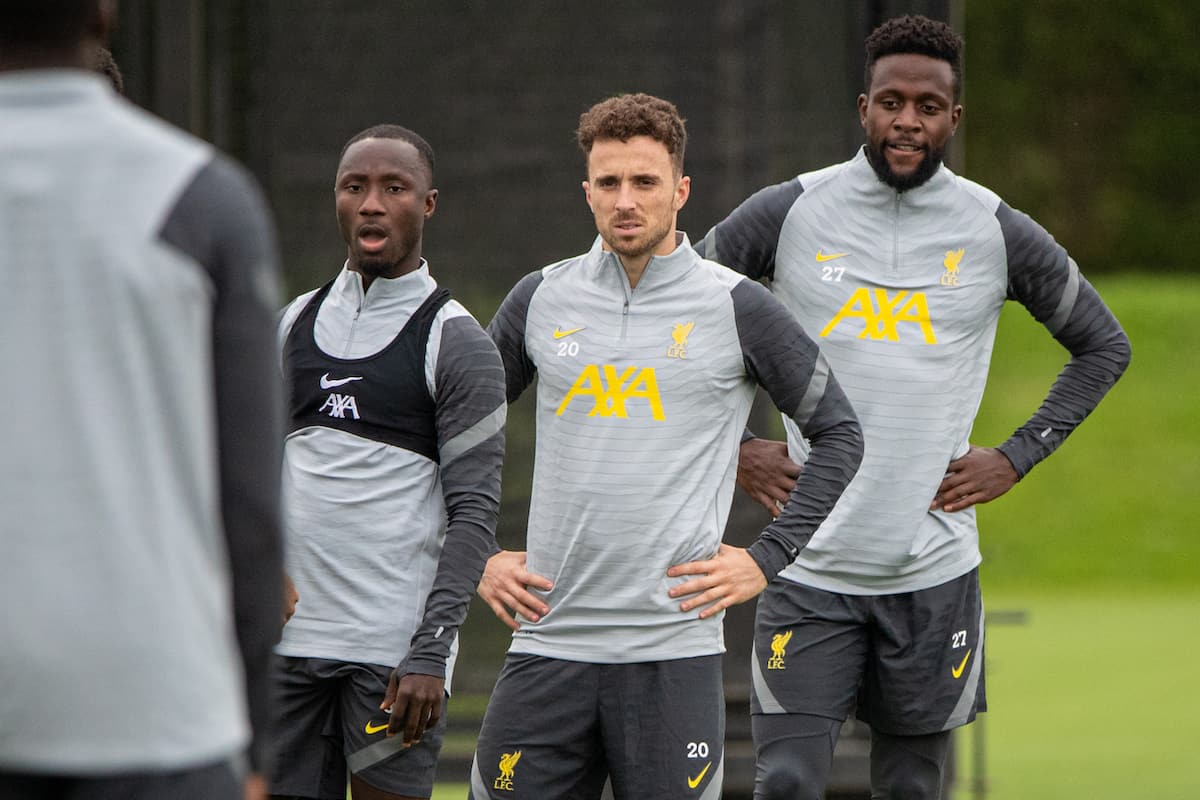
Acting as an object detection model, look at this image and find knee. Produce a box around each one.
[873,770,944,800]
[756,762,823,800]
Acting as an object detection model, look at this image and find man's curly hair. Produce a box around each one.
[576,93,687,176]
[864,15,964,101]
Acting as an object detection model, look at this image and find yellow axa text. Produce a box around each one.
[556,364,665,421]
[820,287,938,344]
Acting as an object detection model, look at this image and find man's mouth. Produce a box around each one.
[357,226,388,253]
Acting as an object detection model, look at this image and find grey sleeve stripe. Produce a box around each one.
[944,604,986,729]
[1047,257,1080,334]
[750,642,786,714]
[698,225,719,259]
[793,356,829,425]
[440,403,506,464]
[347,735,410,774]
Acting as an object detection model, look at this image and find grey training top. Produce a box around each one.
[276,264,506,686]
[0,71,284,772]
[488,234,863,663]
[697,148,1130,594]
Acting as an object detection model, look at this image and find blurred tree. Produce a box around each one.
[964,0,1200,273]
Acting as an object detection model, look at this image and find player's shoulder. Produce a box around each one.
[796,157,855,193]
[693,251,756,294]
[945,169,1003,215]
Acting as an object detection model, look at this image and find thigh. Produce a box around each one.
[751,579,868,719]
[600,655,724,800]
[860,568,987,734]
[469,654,606,800]
[267,656,349,800]
[341,663,446,799]
[751,713,843,800]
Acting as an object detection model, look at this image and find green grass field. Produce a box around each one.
[950,591,1200,800]
[424,275,1200,799]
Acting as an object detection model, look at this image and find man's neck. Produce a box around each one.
[619,254,653,290]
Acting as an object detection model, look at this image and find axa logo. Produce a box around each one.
[556,364,665,421]
[820,287,938,344]
[494,750,522,792]
[767,630,792,671]
[319,393,360,419]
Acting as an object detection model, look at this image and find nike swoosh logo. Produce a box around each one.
[951,648,972,679]
[815,250,849,262]
[364,721,389,735]
[320,373,364,389]
[687,762,711,789]
[553,326,585,339]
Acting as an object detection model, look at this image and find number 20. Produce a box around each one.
[557,340,579,357]
[687,742,709,759]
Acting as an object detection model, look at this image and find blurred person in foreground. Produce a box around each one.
[695,14,1131,799]
[269,125,506,800]
[470,92,863,800]
[0,1,285,800]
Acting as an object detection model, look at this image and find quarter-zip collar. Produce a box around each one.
[584,231,699,295]
[333,259,435,312]
[850,145,954,205]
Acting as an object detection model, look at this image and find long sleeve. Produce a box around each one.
[402,317,507,677]
[996,203,1131,477]
[729,280,864,580]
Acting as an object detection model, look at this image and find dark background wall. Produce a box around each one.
[111,0,958,694]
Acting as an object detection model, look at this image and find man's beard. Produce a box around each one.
[865,140,944,192]
[353,256,394,279]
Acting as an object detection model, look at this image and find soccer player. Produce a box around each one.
[269,125,506,800]
[0,2,285,799]
[470,93,864,800]
[693,15,1132,799]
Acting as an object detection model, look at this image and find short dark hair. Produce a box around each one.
[339,124,436,184]
[92,46,124,94]
[576,93,687,176]
[864,15,964,102]
[0,0,94,49]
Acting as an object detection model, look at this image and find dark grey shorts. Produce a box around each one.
[469,653,724,800]
[751,568,986,735]
[267,656,446,799]
[0,759,241,800]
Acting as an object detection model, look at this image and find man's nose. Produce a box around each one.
[893,103,920,130]
[359,186,386,214]
[615,182,636,210]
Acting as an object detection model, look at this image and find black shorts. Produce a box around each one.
[0,759,241,800]
[469,653,724,800]
[751,568,986,735]
[268,656,447,799]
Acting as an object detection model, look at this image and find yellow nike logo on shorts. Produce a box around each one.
[951,649,972,679]
[688,761,711,789]
[365,721,389,735]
